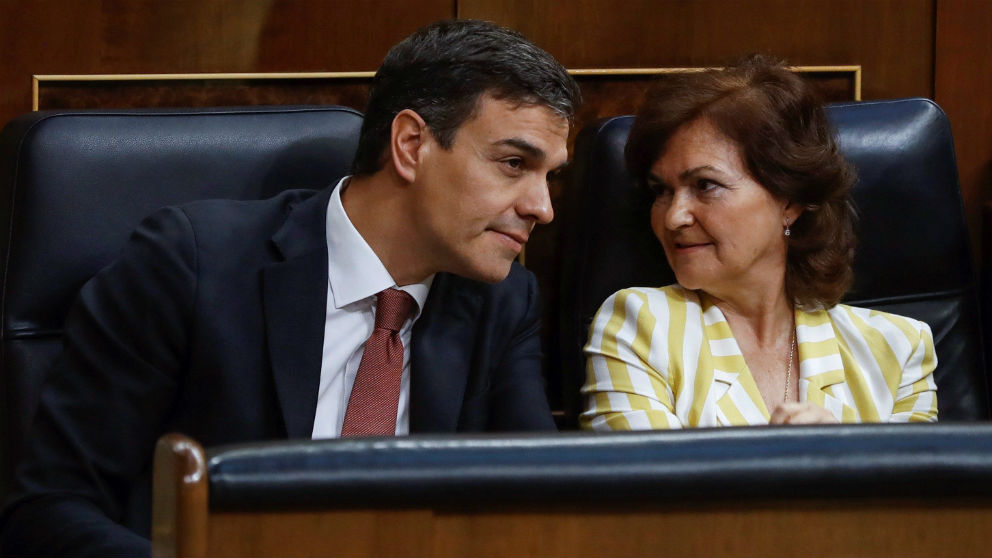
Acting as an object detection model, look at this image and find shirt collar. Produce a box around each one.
[325,176,433,316]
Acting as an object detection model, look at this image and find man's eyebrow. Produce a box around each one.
[494,138,546,161]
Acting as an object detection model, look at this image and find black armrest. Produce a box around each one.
[207,424,992,511]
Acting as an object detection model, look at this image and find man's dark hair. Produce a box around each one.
[351,19,581,176]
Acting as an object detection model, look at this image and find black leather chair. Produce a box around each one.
[0,105,363,495]
[559,98,989,424]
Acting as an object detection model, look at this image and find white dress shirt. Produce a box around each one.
[311,177,433,438]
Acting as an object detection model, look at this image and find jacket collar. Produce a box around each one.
[261,186,470,437]
[408,273,482,432]
[696,297,846,426]
[796,307,847,419]
[263,187,333,439]
[696,298,768,426]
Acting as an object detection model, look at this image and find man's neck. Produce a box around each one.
[341,172,434,286]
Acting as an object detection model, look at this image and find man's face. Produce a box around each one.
[410,95,569,283]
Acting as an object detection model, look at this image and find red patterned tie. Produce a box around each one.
[341,288,415,437]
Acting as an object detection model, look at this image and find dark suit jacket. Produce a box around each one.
[0,187,555,557]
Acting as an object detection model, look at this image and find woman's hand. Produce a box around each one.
[769,402,839,425]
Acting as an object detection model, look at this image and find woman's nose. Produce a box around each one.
[665,192,694,230]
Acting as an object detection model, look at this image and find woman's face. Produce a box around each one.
[648,117,799,300]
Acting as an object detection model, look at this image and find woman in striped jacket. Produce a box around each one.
[581,56,937,430]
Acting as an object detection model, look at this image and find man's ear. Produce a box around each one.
[390,109,428,183]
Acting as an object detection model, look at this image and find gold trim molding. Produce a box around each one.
[32,66,862,110]
[32,66,862,268]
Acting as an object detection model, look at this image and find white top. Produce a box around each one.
[311,177,433,438]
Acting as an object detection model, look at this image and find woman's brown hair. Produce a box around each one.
[625,55,857,309]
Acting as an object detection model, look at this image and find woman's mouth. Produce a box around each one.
[674,241,712,253]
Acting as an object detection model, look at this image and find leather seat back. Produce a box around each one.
[0,105,363,492]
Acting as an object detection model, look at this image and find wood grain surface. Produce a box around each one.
[204,499,992,557]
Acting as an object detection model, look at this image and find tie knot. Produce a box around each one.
[374,288,415,332]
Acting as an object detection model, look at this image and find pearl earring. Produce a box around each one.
[784,222,791,237]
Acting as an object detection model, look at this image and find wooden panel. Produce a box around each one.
[36,76,372,113]
[152,435,208,558]
[208,510,434,557]
[572,69,858,131]
[205,500,992,557]
[460,0,934,101]
[33,68,855,126]
[0,0,454,127]
[935,0,992,260]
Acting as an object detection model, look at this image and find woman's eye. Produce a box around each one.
[646,181,670,197]
[697,179,721,193]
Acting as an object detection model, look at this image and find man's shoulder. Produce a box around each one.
[176,188,321,223]
[143,188,326,254]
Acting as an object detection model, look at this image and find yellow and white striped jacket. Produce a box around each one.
[581,285,937,430]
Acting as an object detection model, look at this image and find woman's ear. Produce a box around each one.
[390,109,428,183]
[784,201,803,225]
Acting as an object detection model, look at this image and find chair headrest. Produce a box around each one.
[0,105,363,337]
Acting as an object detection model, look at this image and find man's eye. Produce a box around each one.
[503,158,524,170]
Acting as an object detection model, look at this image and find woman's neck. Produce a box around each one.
[704,286,794,347]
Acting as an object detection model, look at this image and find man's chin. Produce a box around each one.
[456,259,515,284]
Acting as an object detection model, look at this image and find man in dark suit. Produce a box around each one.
[0,20,580,556]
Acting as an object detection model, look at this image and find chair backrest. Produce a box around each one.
[0,105,363,492]
[558,98,989,424]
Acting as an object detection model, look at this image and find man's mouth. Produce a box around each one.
[500,230,528,244]
[490,229,529,252]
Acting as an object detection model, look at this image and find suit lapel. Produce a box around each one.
[698,298,769,426]
[796,308,848,421]
[262,188,332,439]
[709,369,738,426]
[408,273,481,432]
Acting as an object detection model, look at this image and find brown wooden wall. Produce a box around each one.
[2,0,991,412]
[935,0,992,260]
[2,0,986,239]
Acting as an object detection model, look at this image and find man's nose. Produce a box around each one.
[518,176,554,225]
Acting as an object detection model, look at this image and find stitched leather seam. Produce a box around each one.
[2,328,62,340]
[845,287,970,307]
